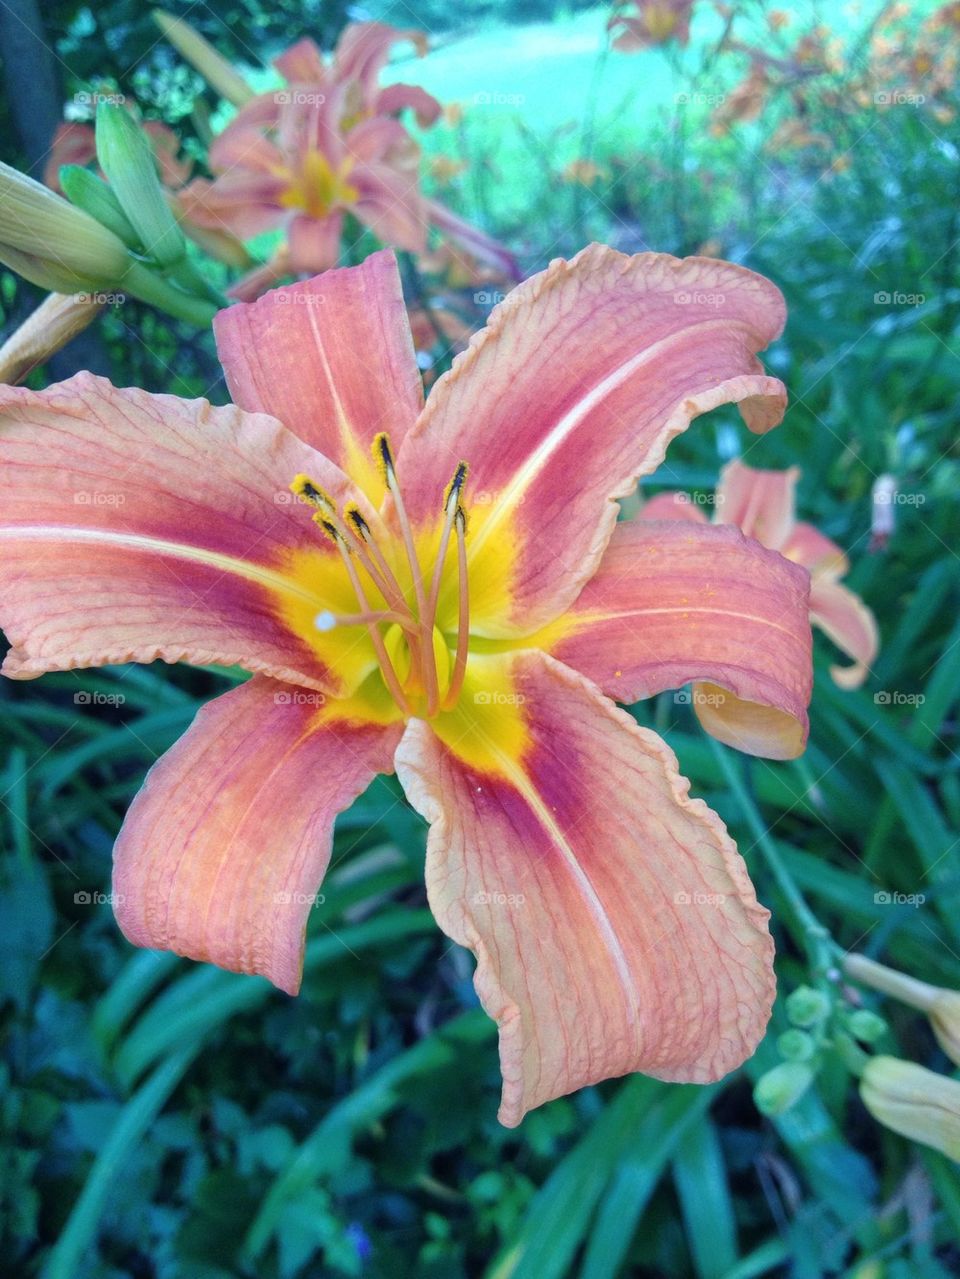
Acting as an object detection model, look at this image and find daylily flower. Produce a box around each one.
[711,64,771,135]
[609,0,696,50]
[643,460,877,689]
[271,25,440,129]
[0,246,813,1125]
[176,22,517,298]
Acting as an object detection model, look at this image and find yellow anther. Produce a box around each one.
[372,432,396,485]
[343,503,370,539]
[288,447,472,719]
[311,511,343,545]
[291,473,335,512]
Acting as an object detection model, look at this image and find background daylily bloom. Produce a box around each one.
[643,459,878,690]
[0,246,811,1125]
[609,0,696,50]
[273,25,439,128]
[178,22,518,298]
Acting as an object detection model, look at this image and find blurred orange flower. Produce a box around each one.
[178,23,517,297]
[609,0,695,50]
[560,158,608,185]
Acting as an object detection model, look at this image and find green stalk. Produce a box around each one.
[710,739,837,972]
[41,1045,198,1279]
[120,259,219,327]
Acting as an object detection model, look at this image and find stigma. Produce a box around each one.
[289,438,470,718]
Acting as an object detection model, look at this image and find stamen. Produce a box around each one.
[444,461,468,512]
[424,461,469,717]
[291,451,472,719]
[374,432,431,691]
[443,506,470,710]
[307,492,408,623]
[325,521,413,715]
[342,502,409,615]
[313,514,342,544]
[373,434,426,608]
[290,473,335,512]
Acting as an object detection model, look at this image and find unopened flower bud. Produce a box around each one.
[929,992,960,1068]
[59,165,141,251]
[0,292,105,385]
[846,1009,888,1044]
[180,219,253,269]
[153,10,254,107]
[844,953,960,1066]
[754,1061,815,1115]
[95,103,185,269]
[786,985,831,1028]
[860,1056,960,1161]
[777,1029,816,1062]
[0,162,130,289]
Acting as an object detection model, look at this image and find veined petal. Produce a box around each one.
[178,175,286,240]
[810,575,878,689]
[113,676,401,993]
[396,246,787,634]
[395,651,775,1126]
[546,520,812,759]
[716,458,798,550]
[208,124,284,177]
[213,94,286,141]
[0,373,380,691]
[345,116,413,164]
[214,250,423,500]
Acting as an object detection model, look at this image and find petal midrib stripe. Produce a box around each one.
[0,525,323,606]
[573,604,803,639]
[486,737,642,1038]
[466,317,750,564]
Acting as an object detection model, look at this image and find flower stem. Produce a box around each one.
[843,952,939,1011]
[709,739,838,973]
[120,260,219,327]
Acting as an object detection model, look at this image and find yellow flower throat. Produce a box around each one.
[290,433,470,720]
